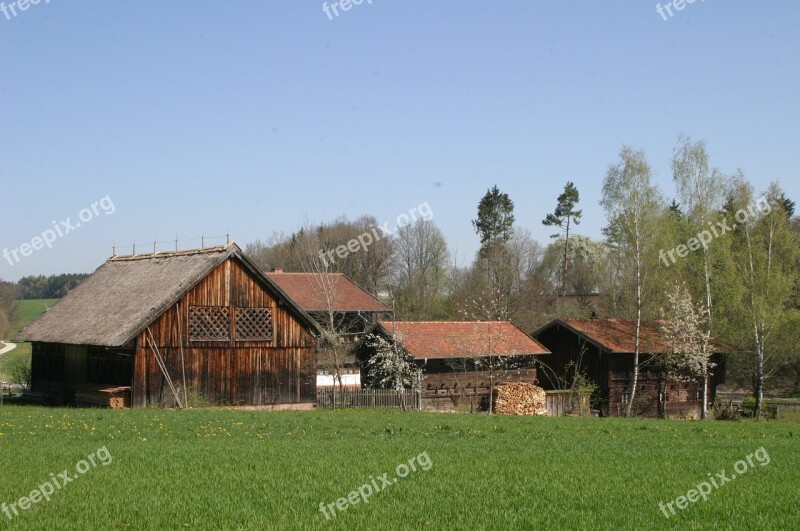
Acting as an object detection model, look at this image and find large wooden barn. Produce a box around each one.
[368,321,550,412]
[533,318,727,418]
[15,244,320,407]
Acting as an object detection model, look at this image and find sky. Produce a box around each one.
[1,0,798,281]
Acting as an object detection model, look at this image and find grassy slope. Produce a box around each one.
[0,408,796,530]
[6,299,59,339]
[0,300,57,381]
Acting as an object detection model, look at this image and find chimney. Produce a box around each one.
[271,268,284,273]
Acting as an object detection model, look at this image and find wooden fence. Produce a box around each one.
[316,388,422,410]
[734,398,800,419]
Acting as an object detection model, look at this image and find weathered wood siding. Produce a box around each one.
[132,257,316,407]
[534,325,610,396]
[535,325,723,418]
[32,343,134,404]
[419,357,538,413]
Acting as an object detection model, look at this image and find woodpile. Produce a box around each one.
[493,382,547,416]
[74,386,131,409]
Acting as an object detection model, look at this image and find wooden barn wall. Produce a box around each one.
[607,355,704,418]
[421,358,538,392]
[31,342,66,397]
[534,326,610,397]
[536,326,720,418]
[419,357,538,413]
[132,258,316,407]
[30,343,134,405]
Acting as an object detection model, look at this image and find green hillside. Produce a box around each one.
[7,298,58,339]
[1,299,57,382]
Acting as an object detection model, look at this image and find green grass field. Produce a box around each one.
[0,300,57,382]
[0,408,796,529]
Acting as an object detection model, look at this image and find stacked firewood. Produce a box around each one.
[109,395,130,409]
[493,382,547,416]
[74,387,131,408]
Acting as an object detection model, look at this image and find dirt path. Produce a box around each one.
[0,341,17,356]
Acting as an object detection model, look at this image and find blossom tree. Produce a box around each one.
[660,282,714,419]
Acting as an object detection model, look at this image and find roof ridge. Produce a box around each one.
[109,242,238,262]
[381,320,514,324]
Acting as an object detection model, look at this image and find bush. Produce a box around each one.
[712,399,740,421]
[11,362,31,389]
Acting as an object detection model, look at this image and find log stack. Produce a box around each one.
[74,386,131,408]
[493,382,547,416]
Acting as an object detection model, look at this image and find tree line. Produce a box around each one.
[246,135,800,408]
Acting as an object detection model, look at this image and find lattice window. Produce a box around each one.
[235,307,274,341]
[189,306,231,341]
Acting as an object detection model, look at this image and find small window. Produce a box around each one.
[189,306,231,341]
[235,307,274,341]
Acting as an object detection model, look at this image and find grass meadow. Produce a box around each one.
[0,407,797,530]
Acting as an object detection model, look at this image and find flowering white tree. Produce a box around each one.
[363,331,418,410]
[660,282,714,419]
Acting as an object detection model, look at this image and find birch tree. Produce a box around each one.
[601,146,663,417]
[721,179,797,417]
[671,135,726,418]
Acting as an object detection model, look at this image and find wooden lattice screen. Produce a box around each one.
[235,307,274,341]
[188,306,231,341]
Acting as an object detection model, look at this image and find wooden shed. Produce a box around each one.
[368,321,550,412]
[533,318,727,418]
[15,243,319,407]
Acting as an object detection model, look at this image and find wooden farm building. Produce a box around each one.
[15,244,320,408]
[369,321,550,412]
[533,318,728,418]
[266,271,390,388]
[265,271,390,335]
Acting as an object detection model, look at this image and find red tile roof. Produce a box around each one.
[379,321,550,360]
[266,272,390,313]
[542,319,729,354]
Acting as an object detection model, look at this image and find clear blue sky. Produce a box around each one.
[1,1,798,281]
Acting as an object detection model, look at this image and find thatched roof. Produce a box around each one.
[15,243,318,347]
